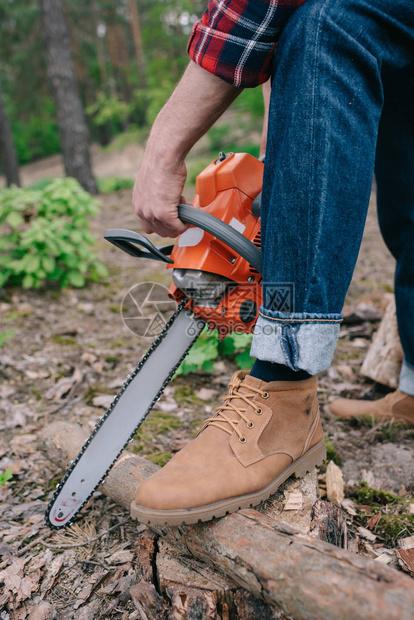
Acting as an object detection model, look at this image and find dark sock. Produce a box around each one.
[250,359,312,383]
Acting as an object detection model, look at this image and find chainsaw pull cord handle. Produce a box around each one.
[177,203,262,274]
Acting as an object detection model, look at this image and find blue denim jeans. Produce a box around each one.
[250,0,414,395]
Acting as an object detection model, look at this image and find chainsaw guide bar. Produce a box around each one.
[45,303,205,529]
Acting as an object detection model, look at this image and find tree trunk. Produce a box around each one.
[0,81,20,187]
[128,0,147,88]
[40,0,97,194]
[361,295,403,388]
[40,421,414,620]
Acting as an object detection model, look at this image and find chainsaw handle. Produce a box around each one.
[177,203,262,274]
[104,229,174,264]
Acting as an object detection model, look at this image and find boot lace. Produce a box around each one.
[199,376,269,443]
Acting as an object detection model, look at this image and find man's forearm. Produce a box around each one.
[133,61,242,237]
[146,61,242,164]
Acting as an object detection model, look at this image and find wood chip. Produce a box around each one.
[284,491,303,511]
[92,394,114,408]
[409,504,414,514]
[326,461,344,506]
[396,548,414,575]
[341,498,357,516]
[398,535,414,550]
[367,512,382,530]
[357,526,377,542]
[195,388,218,401]
[374,553,393,565]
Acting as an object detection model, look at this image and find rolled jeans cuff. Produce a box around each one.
[399,360,414,397]
[250,307,343,375]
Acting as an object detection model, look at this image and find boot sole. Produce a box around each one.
[130,439,326,527]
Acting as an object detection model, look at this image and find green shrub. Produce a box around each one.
[226,142,261,159]
[97,176,135,194]
[207,124,232,153]
[0,178,108,289]
[12,99,61,164]
[26,178,54,191]
[176,329,254,376]
[87,92,129,130]
[233,88,265,118]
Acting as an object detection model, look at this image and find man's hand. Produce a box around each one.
[133,145,188,238]
[132,61,242,238]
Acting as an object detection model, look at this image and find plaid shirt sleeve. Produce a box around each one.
[187,0,306,88]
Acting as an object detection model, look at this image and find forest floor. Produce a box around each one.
[0,142,413,618]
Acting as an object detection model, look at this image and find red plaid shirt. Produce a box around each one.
[187,0,306,87]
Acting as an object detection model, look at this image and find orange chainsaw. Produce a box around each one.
[46,152,263,528]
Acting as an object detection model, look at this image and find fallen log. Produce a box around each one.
[40,422,291,619]
[39,421,414,620]
[361,295,403,389]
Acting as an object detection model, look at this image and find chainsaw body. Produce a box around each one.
[169,152,263,336]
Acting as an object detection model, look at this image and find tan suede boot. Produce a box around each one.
[131,370,326,526]
[329,389,414,426]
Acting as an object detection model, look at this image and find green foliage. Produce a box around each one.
[206,124,261,161]
[87,92,129,129]
[348,482,414,546]
[26,178,54,192]
[97,176,134,194]
[11,100,61,164]
[0,330,15,348]
[187,157,214,185]
[99,127,148,153]
[226,142,261,159]
[176,329,254,376]
[146,452,172,467]
[0,467,13,487]
[324,437,343,466]
[233,87,265,118]
[0,178,108,289]
[132,412,181,460]
[348,481,404,507]
[207,124,232,153]
[0,0,264,169]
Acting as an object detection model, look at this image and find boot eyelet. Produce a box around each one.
[262,391,269,399]
[247,422,254,429]
[239,436,247,444]
[255,408,263,415]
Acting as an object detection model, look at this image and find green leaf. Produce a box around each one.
[68,272,85,288]
[25,255,41,274]
[22,274,34,288]
[42,256,55,273]
[6,212,24,228]
[235,349,254,370]
[0,467,14,487]
[92,261,108,279]
[220,337,236,355]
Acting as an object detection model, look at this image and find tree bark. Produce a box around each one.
[0,81,20,187]
[40,0,97,194]
[361,295,403,388]
[40,421,414,620]
[128,0,147,88]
